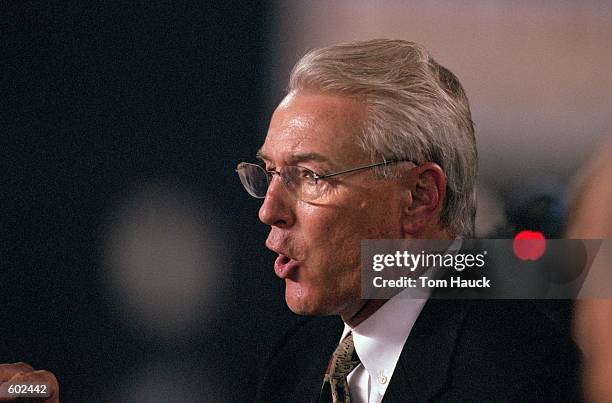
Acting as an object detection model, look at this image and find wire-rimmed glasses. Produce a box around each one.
[235,159,416,202]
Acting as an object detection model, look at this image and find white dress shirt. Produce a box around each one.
[342,238,462,403]
[340,291,427,403]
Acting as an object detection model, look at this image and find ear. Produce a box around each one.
[401,162,447,237]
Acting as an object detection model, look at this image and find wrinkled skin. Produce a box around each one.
[258,90,410,321]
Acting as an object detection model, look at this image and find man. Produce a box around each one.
[237,39,580,402]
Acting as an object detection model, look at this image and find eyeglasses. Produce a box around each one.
[235,159,416,202]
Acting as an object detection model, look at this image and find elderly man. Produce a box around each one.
[237,40,580,402]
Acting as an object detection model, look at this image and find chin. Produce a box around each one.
[285,295,319,316]
[286,295,347,318]
[286,302,335,316]
[286,303,314,316]
[284,286,331,316]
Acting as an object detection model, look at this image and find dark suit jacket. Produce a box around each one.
[256,300,581,402]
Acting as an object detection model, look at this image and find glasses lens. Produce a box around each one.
[282,166,319,201]
[237,163,268,198]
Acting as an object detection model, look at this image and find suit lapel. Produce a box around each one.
[290,345,335,403]
[285,316,344,403]
[382,300,471,403]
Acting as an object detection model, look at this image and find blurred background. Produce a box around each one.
[2,1,611,401]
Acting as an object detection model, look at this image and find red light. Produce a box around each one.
[513,230,546,261]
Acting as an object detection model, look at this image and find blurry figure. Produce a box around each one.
[566,137,612,402]
[103,184,227,341]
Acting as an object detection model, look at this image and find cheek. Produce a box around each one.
[297,193,401,260]
[347,198,402,239]
[295,210,358,273]
[308,210,393,267]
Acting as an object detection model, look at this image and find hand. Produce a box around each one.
[0,362,59,402]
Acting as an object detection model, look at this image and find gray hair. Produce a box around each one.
[288,39,477,237]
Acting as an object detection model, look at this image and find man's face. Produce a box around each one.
[258,90,405,317]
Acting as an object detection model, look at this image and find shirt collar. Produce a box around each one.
[341,290,427,395]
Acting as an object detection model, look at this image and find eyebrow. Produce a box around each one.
[256,149,332,166]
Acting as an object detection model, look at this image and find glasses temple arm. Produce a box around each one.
[318,160,415,179]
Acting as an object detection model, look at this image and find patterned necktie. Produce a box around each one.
[321,332,361,403]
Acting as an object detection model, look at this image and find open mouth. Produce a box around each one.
[274,254,299,278]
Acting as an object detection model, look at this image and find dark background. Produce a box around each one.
[3,1,609,401]
[3,2,295,401]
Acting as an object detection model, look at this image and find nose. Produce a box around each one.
[258,174,295,228]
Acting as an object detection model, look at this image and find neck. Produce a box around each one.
[341,299,388,328]
[341,228,457,327]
